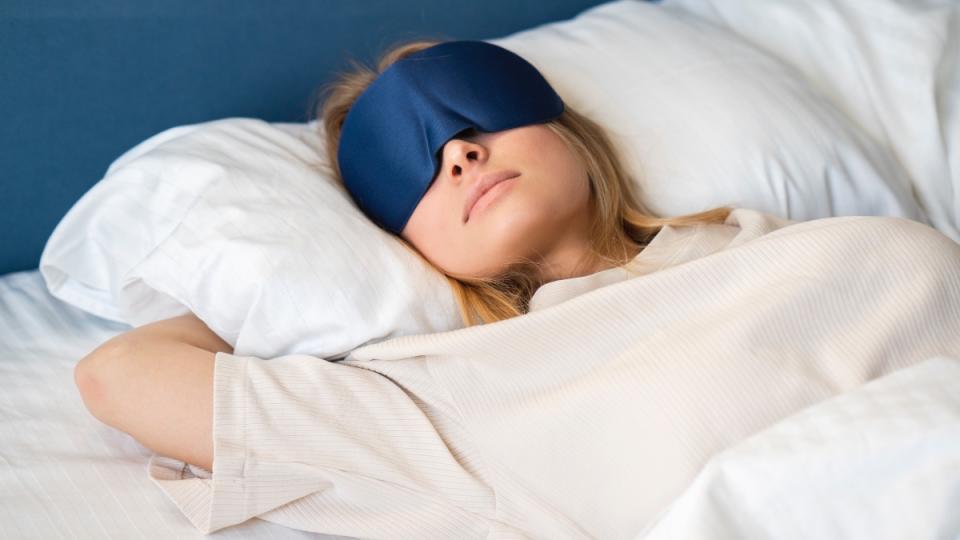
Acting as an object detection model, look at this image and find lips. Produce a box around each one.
[463,170,521,223]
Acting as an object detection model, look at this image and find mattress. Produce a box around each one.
[0,269,342,539]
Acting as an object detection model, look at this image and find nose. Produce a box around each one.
[440,137,487,183]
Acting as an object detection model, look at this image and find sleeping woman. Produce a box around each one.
[73,39,960,536]
[73,39,732,468]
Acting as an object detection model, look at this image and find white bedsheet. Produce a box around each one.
[0,269,342,539]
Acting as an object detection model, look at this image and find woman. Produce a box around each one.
[71,40,960,536]
[75,41,729,470]
[82,37,729,470]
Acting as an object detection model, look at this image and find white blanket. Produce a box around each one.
[149,209,960,538]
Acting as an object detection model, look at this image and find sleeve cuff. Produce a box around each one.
[147,353,319,533]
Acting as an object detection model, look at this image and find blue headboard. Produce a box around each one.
[0,0,615,276]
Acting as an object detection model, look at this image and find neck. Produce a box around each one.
[539,237,644,284]
[538,226,618,283]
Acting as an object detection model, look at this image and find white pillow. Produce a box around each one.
[658,0,960,241]
[42,0,931,359]
[491,0,929,223]
[41,119,463,359]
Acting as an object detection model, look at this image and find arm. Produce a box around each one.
[74,313,233,471]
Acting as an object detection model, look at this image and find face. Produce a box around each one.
[400,124,595,280]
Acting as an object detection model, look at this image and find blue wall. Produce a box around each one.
[0,0,615,275]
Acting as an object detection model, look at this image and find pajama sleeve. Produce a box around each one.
[147,352,494,538]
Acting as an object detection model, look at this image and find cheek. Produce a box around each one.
[403,208,450,260]
[402,193,481,275]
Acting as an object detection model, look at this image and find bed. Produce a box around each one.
[0,271,333,539]
[3,0,959,538]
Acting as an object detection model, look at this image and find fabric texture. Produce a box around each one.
[148,209,960,538]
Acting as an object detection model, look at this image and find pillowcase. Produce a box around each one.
[41,119,463,359]
[42,0,930,360]
[491,0,928,223]
[660,0,959,242]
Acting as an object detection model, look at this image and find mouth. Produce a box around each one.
[463,170,521,223]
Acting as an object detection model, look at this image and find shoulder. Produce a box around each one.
[727,209,960,266]
[726,208,951,244]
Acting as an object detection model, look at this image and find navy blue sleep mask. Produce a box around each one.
[337,40,565,233]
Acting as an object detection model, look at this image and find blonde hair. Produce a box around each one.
[316,39,731,327]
